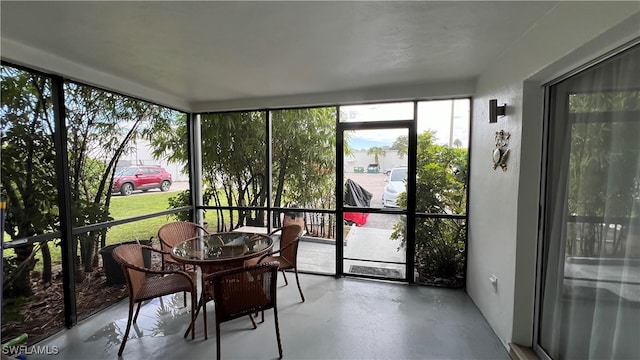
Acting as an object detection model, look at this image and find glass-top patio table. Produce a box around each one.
[171,232,274,338]
[171,232,273,274]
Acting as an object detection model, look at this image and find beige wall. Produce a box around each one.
[467,2,640,349]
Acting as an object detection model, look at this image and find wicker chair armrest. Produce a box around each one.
[247,233,266,242]
[267,227,284,236]
[173,269,197,288]
[245,234,270,248]
[208,234,226,246]
[120,260,193,279]
[157,237,175,249]
[139,244,171,256]
[258,237,301,261]
[269,226,306,236]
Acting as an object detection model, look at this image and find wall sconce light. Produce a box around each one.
[489,99,506,123]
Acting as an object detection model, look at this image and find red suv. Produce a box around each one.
[112,166,172,196]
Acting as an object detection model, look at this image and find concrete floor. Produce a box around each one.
[22,174,500,359]
[296,172,409,277]
[297,223,406,277]
[27,273,509,360]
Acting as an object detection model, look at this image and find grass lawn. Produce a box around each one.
[4,191,187,271]
[3,190,243,272]
[106,191,181,244]
[4,190,324,273]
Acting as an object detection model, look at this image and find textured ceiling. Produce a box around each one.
[1,1,558,111]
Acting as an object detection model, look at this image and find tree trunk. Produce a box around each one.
[75,255,85,283]
[40,241,52,285]
[92,239,100,269]
[82,239,95,273]
[11,244,35,296]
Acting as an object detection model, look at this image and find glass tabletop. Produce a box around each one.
[171,232,273,264]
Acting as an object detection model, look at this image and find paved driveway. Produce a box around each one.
[344,172,387,207]
[343,172,401,229]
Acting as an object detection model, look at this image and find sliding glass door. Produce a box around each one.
[537,44,640,360]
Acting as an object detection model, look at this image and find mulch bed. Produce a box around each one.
[1,253,164,346]
[2,267,127,346]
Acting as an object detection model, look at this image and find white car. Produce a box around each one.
[382,166,407,207]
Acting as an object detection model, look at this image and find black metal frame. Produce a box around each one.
[194,99,471,284]
[1,60,190,328]
[2,59,473,330]
[337,117,416,281]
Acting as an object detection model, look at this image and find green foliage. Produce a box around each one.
[166,188,216,222]
[366,146,385,164]
[569,91,640,113]
[151,108,337,231]
[6,191,191,275]
[1,64,184,287]
[568,92,640,219]
[415,218,466,282]
[70,199,112,271]
[564,90,640,257]
[390,135,408,158]
[167,190,193,222]
[414,132,468,214]
[63,82,178,271]
[1,67,58,239]
[196,111,267,228]
[391,131,468,287]
[271,108,336,213]
[1,66,58,295]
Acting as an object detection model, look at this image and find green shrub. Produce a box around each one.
[391,131,467,287]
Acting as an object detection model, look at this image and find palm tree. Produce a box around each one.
[367,146,386,164]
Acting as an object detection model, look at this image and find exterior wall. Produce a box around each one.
[344,150,404,174]
[118,139,188,181]
[467,1,640,350]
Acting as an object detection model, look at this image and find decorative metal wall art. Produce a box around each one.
[492,130,510,171]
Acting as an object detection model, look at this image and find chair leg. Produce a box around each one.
[249,314,257,329]
[181,265,187,307]
[184,294,203,338]
[132,301,143,322]
[216,321,222,360]
[190,290,196,340]
[203,296,208,340]
[273,307,283,359]
[293,267,305,302]
[117,300,136,356]
[281,270,288,285]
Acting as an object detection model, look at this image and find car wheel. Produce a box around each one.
[120,183,133,196]
[160,180,171,192]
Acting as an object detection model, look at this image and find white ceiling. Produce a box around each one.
[1,1,558,111]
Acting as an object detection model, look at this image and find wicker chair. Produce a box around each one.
[111,244,197,356]
[202,262,283,360]
[246,224,305,302]
[158,221,210,270]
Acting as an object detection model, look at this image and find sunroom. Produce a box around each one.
[1,2,639,360]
